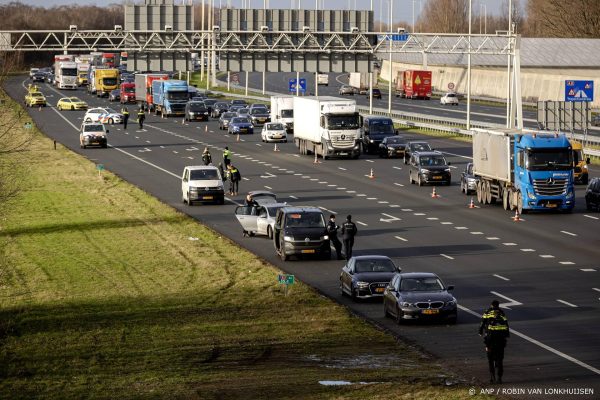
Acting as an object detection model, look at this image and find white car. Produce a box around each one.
[440,92,459,106]
[235,202,287,238]
[84,107,123,124]
[79,122,108,149]
[261,122,287,143]
[181,165,225,205]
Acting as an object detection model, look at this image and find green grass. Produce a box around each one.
[0,88,488,399]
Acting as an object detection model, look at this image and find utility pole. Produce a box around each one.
[506,0,512,128]
[200,0,205,82]
[388,0,393,114]
[467,0,472,130]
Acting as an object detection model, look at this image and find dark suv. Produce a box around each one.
[361,116,396,154]
[408,151,451,186]
[404,140,432,164]
[273,207,330,261]
[585,177,600,211]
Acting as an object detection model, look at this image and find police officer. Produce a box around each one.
[326,214,343,260]
[479,300,510,384]
[227,164,241,195]
[121,106,129,130]
[341,215,357,260]
[202,147,212,166]
[137,108,145,129]
[223,146,232,167]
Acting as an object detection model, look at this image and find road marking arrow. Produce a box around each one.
[379,213,401,223]
[490,291,523,309]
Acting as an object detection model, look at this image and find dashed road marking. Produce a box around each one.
[356,194,367,197]
[455,226,468,230]
[394,182,405,187]
[470,231,484,235]
[580,268,596,272]
[520,248,535,252]
[440,254,454,260]
[557,299,578,308]
[365,159,374,163]
[560,261,575,265]
[389,204,401,208]
[401,208,413,212]
[427,217,439,220]
[310,178,318,181]
[337,187,347,190]
[493,274,510,281]
[378,200,389,204]
[441,221,453,225]
[395,236,408,242]
[367,197,377,200]
[289,195,298,200]
[593,288,600,292]
[319,181,328,184]
[242,177,250,181]
[319,206,336,214]
[414,212,426,216]
[256,143,262,147]
[393,166,402,170]
[584,214,599,220]
[486,237,500,240]
[328,184,337,187]
[503,242,517,246]
[356,221,368,226]
[338,167,347,171]
[561,230,577,237]
[264,185,272,190]
[346,190,356,193]
[490,291,523,309]
[380,213,401,223]
[540,255,555,258]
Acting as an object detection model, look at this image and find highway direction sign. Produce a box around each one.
[289,78,306,93]
[278,274,295,285]
[565,80,594,102]
[377,33,409,42]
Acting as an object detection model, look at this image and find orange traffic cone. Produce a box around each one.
[512,210,521,222]
[313,153,321,164]
[368,168,375,179]
[431,187,439,198]
[273,143,279,152]
[468,197,475,209]
[236,133,240,142]
[205,125,208,132]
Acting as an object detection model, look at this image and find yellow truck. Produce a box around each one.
[24,84,47,107]
[570,140,590,184]
[93,68,119,98]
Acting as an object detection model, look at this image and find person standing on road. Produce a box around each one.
[227,164,241,196]
[479,299,510,384]
[223,146,232,167]
[244,193,258,207]
[326,214,343,260]
[121,106,129,130]
[341,215,357,260]
[137,108,145,130]
[202,147,212,166]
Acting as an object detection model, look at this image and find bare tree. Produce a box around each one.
[417,0,469,33]
[524,0,600,37]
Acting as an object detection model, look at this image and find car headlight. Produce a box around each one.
[369,139,374,143]
[444,168,451,172]
[356,281,370,288]
[233,126,240,130]
[420,169,430,173]
[204,112,209,115]
[189,187,198,192]
[446,299,456,307]
[527,190,536,200]
[283,236,293,242]
[401,302,414,307]
[321,235,329,240]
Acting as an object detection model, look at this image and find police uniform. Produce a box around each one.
[223,148,232,167]
[479,304,510,383]
[227,166,241,195]
[202,150,212,166]
[121,107,129,129]
[341,217,358,260]
[137,109,145,129]
[326,217,343,260]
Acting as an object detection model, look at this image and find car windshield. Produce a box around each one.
[266,123,284,130]
[32,93,44,98]
[284,212,325,228]
[446,93,456,98]
[281,109,293,118]
[166,91,188,101]
[222,113,236,119]
[70,98,83,102]
[526,149,572,171]
[232,117,251,124]
[411,142,431,152]
[123,87,134,93]
[61,68,78,76]
[386,137,404,144]
[326,114,360,130]
[188,103,206,111]
[369,119,394,134]
[419,156,447,166]
[400,277,444,291]
[190,169,219,180]
[238,109,249,114]
[251,109,267,115]
[215,102,228,108]
[354,259,396,273]
[84,125,104,132]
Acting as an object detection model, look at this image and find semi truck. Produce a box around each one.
[270,95,294,133]
[119,82,136,104]
[152,80,189,117]
[395,70,432,99]
[349,72,369,95]
[293,96,361,160]
[54,61,78,89]
[135,73,168,111]
[92,68,119,97]
[102,53,119,68]
[472,128,575,214]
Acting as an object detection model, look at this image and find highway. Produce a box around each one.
[8,76,600,397]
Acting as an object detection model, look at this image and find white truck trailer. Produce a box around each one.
[293,96,361,159]
[55,61,78,89]
[270,95,294,133]
[349,72,369,94]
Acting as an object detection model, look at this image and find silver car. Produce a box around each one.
[235,202,287,239]
[339,84,355,95]
[219,112,237,130]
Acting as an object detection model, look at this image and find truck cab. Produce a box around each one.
[569,139,590,184]
[152,80,188,117]
[119,82,136,104]
[361,116,397,154]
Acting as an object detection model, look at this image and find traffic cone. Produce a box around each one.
[368,168,375,179]
[512,210,521,222]
[273,143,279,152]
[313,153,321,164]
[38,105,42,111]
[468,197,475,209]
[431,187,439,198]
[182,118,185,125]
[236,133,240,142]
[205,125,208,132]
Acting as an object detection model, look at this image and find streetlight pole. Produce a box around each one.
[201,0,205,82]
[388,0,393,114]
[506,0,512,128]
[466,0,472,130]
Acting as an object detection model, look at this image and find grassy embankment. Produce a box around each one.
[0,87,487,399]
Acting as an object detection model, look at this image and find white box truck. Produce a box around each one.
[55,61,78,89]
[293,96,361,159]
[270,95,294,133]
[349,72,369,94]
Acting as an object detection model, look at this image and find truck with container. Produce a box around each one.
[395,70,432,99]
[152,79,189,117]
[270,95,294,133]
[93,68,119,97]
[293,96,361,160]
[349,72,369,95]
[54,60,78,90]
[472,128,575,214]
[135,73,169,111]
[569,139,590,184]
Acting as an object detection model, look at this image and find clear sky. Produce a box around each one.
[1,0,508,27]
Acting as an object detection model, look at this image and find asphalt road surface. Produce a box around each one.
[8,76,600,398]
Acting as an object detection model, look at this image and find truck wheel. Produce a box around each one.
[484,181,492,204]
[502,190,510,210]
[476,182,484,204]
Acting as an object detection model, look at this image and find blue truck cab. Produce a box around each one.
[152,79,188,117]
[513,132,575,212]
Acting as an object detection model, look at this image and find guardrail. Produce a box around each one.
[210,88,600,158]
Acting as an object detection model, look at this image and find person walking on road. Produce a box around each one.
[223,146,232,167]
[227,164,241,196]
[137,108,145,130]
[341,215,357,260]
[326,214,343,260]
[202,147,212,166]
[121,106,129,130]
[479,299,510,384]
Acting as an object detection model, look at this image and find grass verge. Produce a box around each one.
[0,87,486,399]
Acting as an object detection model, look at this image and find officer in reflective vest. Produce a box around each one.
[223,146,232,167]
[121,106,129,130]
[137,108,145,129]
[479,299,510,384]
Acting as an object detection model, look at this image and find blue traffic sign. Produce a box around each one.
[565,80,594,102]
[289,78,307,93]
[377,33,410,42]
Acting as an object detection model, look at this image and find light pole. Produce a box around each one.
[388,0,393,114]
[506,0,512,128]
[466,0,472,130]
[412,0,415,34]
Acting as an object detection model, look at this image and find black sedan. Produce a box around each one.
[383,272,457,324]
[185,101,209,122]
[378,136,407,158]
[585,177,600,211]
[211,102,229,118]
[340,255,400,301]
[108,89,120,102]
[203,98,218,114]
[366,88,382,99]
[32,72,46,83]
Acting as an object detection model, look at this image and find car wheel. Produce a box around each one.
[383,302,390,318]
[279,246,288,261]
[108,118,114,124]
[351,286,358,302]
[409,172,414,184]
[340,281,345,297]
[187,192,193,206]
[71,106,74,111]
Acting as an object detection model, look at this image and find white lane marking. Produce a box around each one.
[278,168,287,171]
[457,304,600,376]
[138,148,152,153]
[365,159,374,163]
[520,248,535,252]
[293,154,300,157]
[289,195,298,199]
[395,236,408,242]
[557,299,578,308]
[378,200,389,204]
[160,146,165,149]
[356,221,368,226]
[440,254,454,260]
[560,261,575,265]
[287,171,295,174]
[486,237,500,240]
[338,167,347,171]
[401,208,413,212]
[389,204,401,208]
[441,221,453,225]
[593,288,600,292]
[172,150,179,154]
[470,231,484,235]
[540,255,555,258]
[393,166,402,170]
[455,226,468,230]
[337,187,347,190]
[145,140,151,143]
[256,143,262,146]
[413,212,426,216]
[310,178,318,181]
[186,146,199,151]
[427,217,439,220]
[327,184,337,187]
[490,291,523,309]
[242,177,250,181]
[135,136,140,139]
[356,194,367,197]
[394,182,405,187]
[449,165,457,169]
[258,161,266,164]
[264,185,272,190]
[584,214,599,220]
[380,213,400,223]
[319,206,336,214]
[439,150,472,160]
[580,268,596,272]
[503,242,517,246]
[367,197,377,200]
[346,190,356,193]
[294,173,302,176]
[260,172,277,179]
[560,230,578,237]
[493,274,510,281]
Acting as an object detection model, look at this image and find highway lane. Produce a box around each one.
[9,77,600,396]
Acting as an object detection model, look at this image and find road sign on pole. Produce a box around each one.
[565,80,594,102]
[448,82,455,91]
[289,78,306,94]
[277,273,295,296]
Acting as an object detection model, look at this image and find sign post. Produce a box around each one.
[288,78,306,95]
[565,80,594,102]
[448,82,455,91]
[96,163,105,178]
[277,273,295,296]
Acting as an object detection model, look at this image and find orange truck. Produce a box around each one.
[134,73,168,111]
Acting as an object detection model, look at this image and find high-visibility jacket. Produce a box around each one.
[479,307,510,339]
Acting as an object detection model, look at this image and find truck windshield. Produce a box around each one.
[102,78,118,86]
[61,68,78,76]
[573,149,584,164]
[166,92,189,101]
[285,212,325,228]
[526,149,572,171]
[326,114,360,130]
[123,87,135,93]
[281,109,293,118]
[369,120,394,134]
